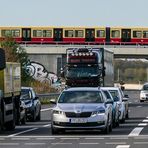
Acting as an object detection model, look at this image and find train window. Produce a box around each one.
[1,30,11,37]
[133,31,142,38]
[111,30,120,38]
[43,30,52,37]
[75,30,84,37]
[33,30,42,37]
[11,30,20,37]
[143,31,148,38]
[96,30,105,37]
[65,30,74,37]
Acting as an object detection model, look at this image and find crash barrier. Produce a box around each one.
[37,93,60,104]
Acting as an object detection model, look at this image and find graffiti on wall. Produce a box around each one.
[26,61,58,84]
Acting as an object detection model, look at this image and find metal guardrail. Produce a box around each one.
[37,93,60,103]
[37,90,140,104]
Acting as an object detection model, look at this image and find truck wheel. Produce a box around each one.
[5,119,15,131]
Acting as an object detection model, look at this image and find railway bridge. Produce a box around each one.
[22,44,148,79]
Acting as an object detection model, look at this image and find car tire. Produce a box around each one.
[140,100,144,102]
[51,127,59,135]
[103,119,110,134]
[31,109,36,122]
[21,114,26,125]
[36,110,41,121]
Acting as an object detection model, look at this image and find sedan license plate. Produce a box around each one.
[70,118,87,123]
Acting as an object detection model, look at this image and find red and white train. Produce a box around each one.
[0,26,148,45]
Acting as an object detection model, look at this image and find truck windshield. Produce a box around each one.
[66,67,99,78]
[58,91,103,103]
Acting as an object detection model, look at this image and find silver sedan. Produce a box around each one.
[50,87,113,134]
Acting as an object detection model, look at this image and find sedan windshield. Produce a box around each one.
[143,84,148,90]
[58,91,103,103]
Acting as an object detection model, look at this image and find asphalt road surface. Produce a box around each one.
[1,91,148,148]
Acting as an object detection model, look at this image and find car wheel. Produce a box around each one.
[21,114,26,125]
[31,109,36,122]
[120,112,125,123]
[51,127,59,135]
[103,119,110,134]
[36,110,41,121]
[126,111,129,119]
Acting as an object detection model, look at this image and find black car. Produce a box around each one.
[20,87,41,121]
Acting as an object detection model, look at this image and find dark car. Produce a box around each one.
[20,87,41,121]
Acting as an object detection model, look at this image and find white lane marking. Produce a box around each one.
[134,142,148,144]
[106,142,126,145]
[0,143,19,146]
[79,143,99,145]
[116,145,130,148]
[51,143,72,145]
[137,106,142,108]
[128,127,144,136]
[43,124,51,127]
[110,137,128,140]
[25,143,46,145]
[134,136,148,139]
[143,119,148,122]
[8,128,38,137]
[0,135,137,138]
[36,137,55,140]
[85,137,104,139]
[138,123,147,126]
[11,137,30,140]
[41,108,52,112]
[60,138,80,140]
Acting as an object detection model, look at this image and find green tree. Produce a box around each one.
[0,36,31,85]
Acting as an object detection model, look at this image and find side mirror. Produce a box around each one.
[0,48,6,70]
[106,99,113,104]
[60,68,65,78]
[122,97,128,102]
[50,98,56,104]
[34,96,39,100]
[124,94,129,98]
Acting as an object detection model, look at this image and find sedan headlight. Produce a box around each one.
[53,110,65,115]
[140,92,146,97]
[91,109,105,116]
[25,102,32,108]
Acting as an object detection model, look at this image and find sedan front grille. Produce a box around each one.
[65,112,92,118]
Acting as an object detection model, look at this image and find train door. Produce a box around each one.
[121,29,131,42]
[22,28,31,41]
[106,27,110,43]
[85,29,95,42]
[54,29,63,41]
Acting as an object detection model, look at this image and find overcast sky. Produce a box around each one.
[1,0,148,27]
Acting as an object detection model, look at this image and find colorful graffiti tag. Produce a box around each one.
[26,61,58,84]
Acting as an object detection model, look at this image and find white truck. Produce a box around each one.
[0,48,21,131]
[62,48,114,87]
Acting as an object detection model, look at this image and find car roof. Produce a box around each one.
[63,87,101,92]
[100,87,120,91]
[21,86,33,90]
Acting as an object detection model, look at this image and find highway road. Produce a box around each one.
[1,91,148,148]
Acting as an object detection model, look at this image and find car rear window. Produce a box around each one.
[58,91,103,103]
